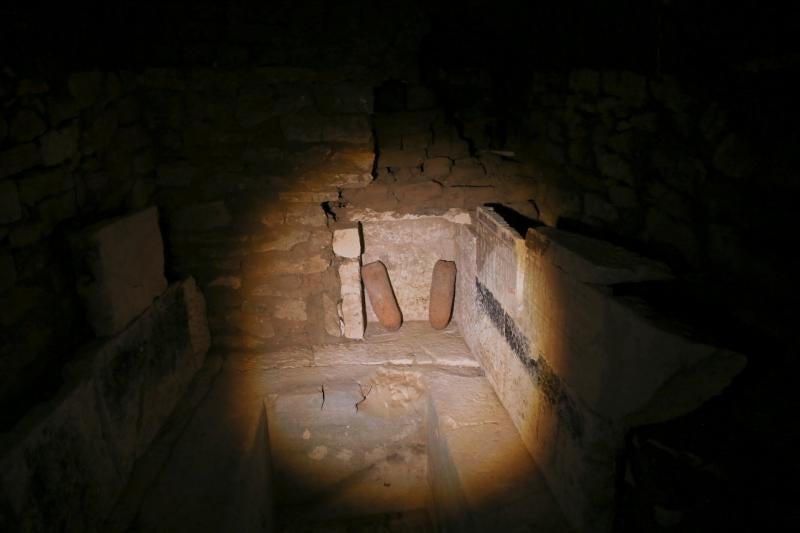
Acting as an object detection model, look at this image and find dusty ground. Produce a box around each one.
[108,322,568,532]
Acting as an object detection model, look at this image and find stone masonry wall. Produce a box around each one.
[433,67,796,338]
[0,68,156,428]
[454,207,745,533]
[141,67,379,348]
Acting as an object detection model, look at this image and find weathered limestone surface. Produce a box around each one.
[0,278,210,532]
[71,206,167,337]
[427,373,570,532]
[454,207,746,533]
[352,211,469,323]
[332,227,362,258]
[338,259,364,339]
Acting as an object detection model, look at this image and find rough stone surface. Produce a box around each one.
[0,143,40,179]
[360,215,459,322]
[0,252,17,293]
[361,260,402,331]
[338,259,364,339]
[171,201,231,232]
[427,372,569,532]
[332,227,362,258]
[0,181,23,224]
[40,125,79,166]
[322,293,342,337]
[70,206,168,337]
[8,109,46,142]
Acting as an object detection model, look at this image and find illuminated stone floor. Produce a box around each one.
[109,323,569,532]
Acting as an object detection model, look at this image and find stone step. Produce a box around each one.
[426,373,572,533]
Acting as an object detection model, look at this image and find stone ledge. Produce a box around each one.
[0,278,210,531]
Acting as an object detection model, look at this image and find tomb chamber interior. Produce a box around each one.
[1,1,798,531]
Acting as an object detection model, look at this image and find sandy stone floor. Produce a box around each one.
[108,322,567,532]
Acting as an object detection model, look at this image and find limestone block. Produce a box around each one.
[569,68,600,94]
[583,192,619,223]
[530,226,672,285]
[322,115,372,144]
[360,216,459,322]
[8,109,46,142]
[281,114,323,143]
[278,191,339,203]
[68,70,105,108]
[0,252,16,292]
[40,124,79,166]
[602,70,647,103]
[285,204,326,227]
[38,190,77,226]
[428,138,470,160]
[171,201,231,232]
[273,298,307,321]
[0,181,22,224]
[322,293,342,337]
[18,167,72,206]
[156,161,196,188]
[712,132,757,178]
[332,227,362,258]
[338,260,364,339]
[392,181,443,204]
[254,229,311,252]
[342,183,398,210]
[316,83,374,113]
[423,157,451,179]
[427,374,569,532]
[242,252,330,277]
[595,149,634,184]
[236,89,313,128]
[71,206,168,337]
[406,85,435,110]
[329,147,375,174]
[0,143,40,179]
[379,148,425,168]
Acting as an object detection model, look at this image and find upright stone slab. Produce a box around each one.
[71,206,168,337]
[338,260,364,339]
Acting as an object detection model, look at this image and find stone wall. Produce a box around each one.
[453,207,745,532]
[335,209,470,325]
[0,68,156,428]
[431,67,797,340]
[140,67,380,348]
